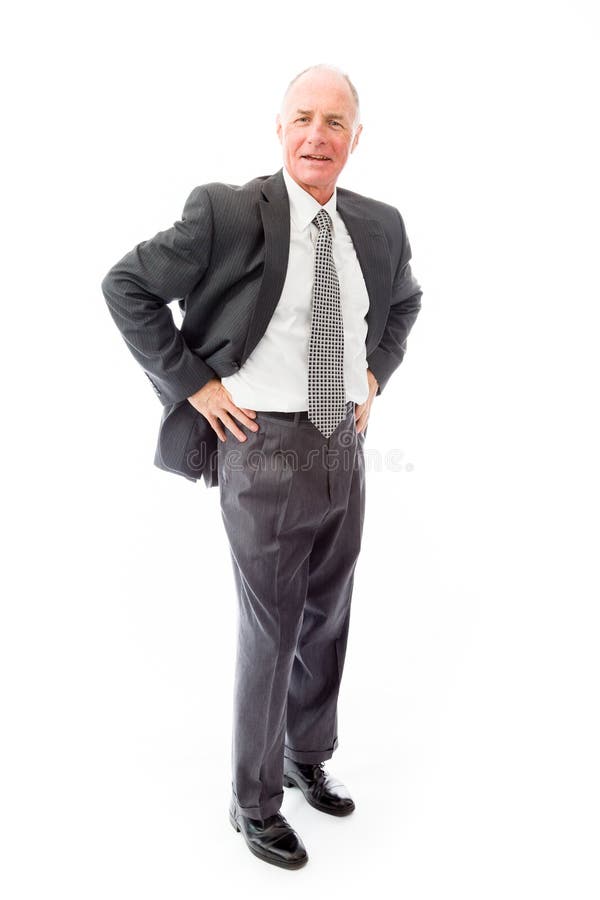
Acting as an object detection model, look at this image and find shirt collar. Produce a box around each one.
[282,165,337,233]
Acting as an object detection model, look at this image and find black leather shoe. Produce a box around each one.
[229,796,308,869]
[283,758,356,816]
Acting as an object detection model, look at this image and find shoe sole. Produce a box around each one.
[228,809,309,870]
[283,775,356,817]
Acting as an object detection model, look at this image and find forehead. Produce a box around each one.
[283,73,355,116]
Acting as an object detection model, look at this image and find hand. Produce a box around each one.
[187,378,258,442]
[354,369,379,434]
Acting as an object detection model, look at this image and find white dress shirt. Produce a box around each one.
[221,165,370,411]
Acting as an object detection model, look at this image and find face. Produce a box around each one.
[276,70,362,204]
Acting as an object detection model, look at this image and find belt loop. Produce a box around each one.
[293,410,302,425]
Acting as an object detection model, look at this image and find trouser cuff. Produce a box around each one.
[231,788,284,820]
[284,736,338,764]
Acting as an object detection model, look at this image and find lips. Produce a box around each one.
[302,154,332,161]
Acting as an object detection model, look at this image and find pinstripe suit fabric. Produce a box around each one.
[101,168,422,487]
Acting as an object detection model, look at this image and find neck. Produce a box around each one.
[305,186,334,205]
[286,170,335,206]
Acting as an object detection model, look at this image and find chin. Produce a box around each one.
[297,161,336,179]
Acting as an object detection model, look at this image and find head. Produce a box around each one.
[276,64,363,204]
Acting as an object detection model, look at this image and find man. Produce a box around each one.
[101,64,422,870]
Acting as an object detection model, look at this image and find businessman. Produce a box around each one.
[102,63,422,870]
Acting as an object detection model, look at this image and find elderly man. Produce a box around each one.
[101,63,422,870]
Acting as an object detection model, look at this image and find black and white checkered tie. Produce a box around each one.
[308,209,346,438]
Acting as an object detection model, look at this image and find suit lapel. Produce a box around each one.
[336,193,392,354]
[240,170,290,365]
[241,170,392,365]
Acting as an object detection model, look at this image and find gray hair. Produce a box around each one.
[281,64,361,127]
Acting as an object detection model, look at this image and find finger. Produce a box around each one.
[233,406,259,431]
[219,410,248,442]
[207,415,227,443]
[221,398,259,432]
[356,413,369,434]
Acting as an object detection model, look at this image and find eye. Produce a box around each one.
[296,116,309,123]
[330,120,342,127]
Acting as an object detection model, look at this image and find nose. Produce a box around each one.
[306,119,327,145]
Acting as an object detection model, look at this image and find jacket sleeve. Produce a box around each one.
[366,208,422,395]
[101,185,219,406]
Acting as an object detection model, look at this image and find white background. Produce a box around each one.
[2,0,599,896]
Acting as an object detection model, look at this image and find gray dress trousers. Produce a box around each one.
[217,400,366,820]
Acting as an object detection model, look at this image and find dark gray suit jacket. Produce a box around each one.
[101,168,422,487]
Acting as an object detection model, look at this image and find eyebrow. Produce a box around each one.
[295,108,347,120]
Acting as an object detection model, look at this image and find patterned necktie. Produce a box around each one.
[308,209,346,438]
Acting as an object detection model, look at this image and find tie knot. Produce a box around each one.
[313,208,332,233]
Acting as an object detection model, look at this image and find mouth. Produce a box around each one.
[301,154,332,162]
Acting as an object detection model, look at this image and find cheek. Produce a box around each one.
[330,136,347,154]
[284,135,303,157]
[332,142,350,165]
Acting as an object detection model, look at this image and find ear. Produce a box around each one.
[350,123,363,154]
[276,114,282,144]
